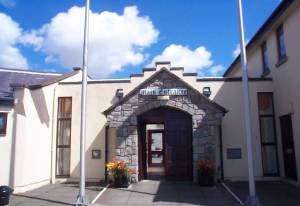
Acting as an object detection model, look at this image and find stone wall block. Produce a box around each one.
[122,104,132,111]
[124,111,132,116]
[111,111,121,116]
[132,105,139,110]
[125,147,133,155]
[122,127,128,137]
[126,138,132,146]
[196,109,205,115]
[119,148,125,156]
[176,101,182,108]
[160,100,167,106]
[130,116,137,125]
[182,104,189,112]
[117,128,123,137]
[167,100,176,107]
[129,96,138,103]
[188,106,195,114]
[128,126,137,134]
[115,106,121,111]
[116,149,121,156]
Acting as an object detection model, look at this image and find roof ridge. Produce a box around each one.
[0,67,62,76]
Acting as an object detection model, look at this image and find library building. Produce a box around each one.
[0,0,300,193]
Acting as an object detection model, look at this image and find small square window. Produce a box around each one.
[0,113,8,135]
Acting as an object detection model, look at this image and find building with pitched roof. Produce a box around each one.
[0,0,299,193]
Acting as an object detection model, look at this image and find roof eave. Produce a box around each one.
[223,0,295,77]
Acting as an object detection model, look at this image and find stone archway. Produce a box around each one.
[137,106,193,181]
[104,68,226,182]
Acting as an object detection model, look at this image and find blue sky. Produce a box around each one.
[0,0,280,78]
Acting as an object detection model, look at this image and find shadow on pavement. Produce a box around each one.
[97,180,240,206]
[225,181,300,206]
[12,194,72,205]
[10,182,107,206]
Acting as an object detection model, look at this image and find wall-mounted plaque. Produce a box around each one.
[227,148,242,159]
[92,150,101,159]
[139,87,187,96]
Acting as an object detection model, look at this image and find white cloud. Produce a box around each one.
[232,39,249,58]
[0,0,15,8]
[148,44,224,76]
[26,6,159,78]
[207,65,225,77]
[19,30,44,51]
[149,44,213,73]
[0,13,28,69]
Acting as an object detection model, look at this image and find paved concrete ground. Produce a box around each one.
[10,182,106,206]
[97,180,240,206]
[225,181,300,206]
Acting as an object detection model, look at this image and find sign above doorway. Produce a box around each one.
[139,87,188,96]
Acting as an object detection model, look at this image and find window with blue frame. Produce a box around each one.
[261,42,270,75]
[276,25,287,62]
[0,113,8,135]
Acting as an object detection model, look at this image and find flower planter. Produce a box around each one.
[198,170,214,187]
[106,158,134,188]
[112,175,129,188]
[197,159,215,187]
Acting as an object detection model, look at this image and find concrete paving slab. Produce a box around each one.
[10,182,106,206]
[225,181,300,206]
[97,180,240,206]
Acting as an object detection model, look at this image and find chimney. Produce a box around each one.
[73,67,81,71]
[155,61,171,70]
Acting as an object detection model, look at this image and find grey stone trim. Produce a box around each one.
[106,69,224,182]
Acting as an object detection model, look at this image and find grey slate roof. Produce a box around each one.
[0,68,62,105]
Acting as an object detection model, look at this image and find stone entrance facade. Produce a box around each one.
[104,68,226,181]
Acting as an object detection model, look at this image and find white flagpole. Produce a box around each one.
[236,0,260,206]
[76,0,90,205]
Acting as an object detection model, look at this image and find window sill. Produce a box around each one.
[276,56,288,68]
[261,69,270,77]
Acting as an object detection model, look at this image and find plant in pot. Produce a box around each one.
[197,159,215,186]
[106,158,134,188]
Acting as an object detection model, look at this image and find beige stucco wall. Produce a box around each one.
[271,5,300,181]
[51,65,274,182]
[10,85,56,193]
[225,2,300,182]
[53,74,147,182]
[199,80,274,180]
[0,106,14,186]
[227,1,300,78]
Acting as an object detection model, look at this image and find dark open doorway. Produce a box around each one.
[137,107,193,181]
[280,114,298,180]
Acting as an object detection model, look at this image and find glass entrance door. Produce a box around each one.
[148,130,164,166]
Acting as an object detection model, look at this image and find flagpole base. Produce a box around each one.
[76,195,89,206]
[245,195,261,206]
